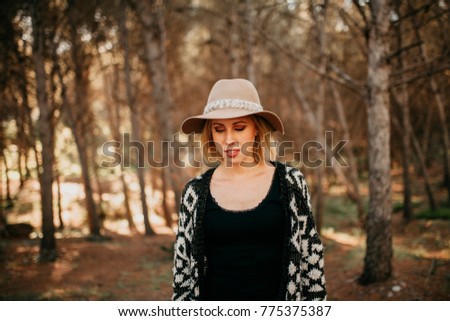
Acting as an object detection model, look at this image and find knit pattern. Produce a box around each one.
[172,162,326,301]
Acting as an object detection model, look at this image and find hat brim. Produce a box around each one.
[181,108,284,134]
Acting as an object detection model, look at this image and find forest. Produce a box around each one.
[0,0,449,300]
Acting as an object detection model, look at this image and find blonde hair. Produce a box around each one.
[200,115,277,165]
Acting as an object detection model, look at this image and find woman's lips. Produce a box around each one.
[225,149,240,158]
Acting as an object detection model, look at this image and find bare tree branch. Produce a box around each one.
[390,53,450,78]
[257,30,366,95]
[384,40,423,61]
[352,0,369,30]
[336,7,368,55]
[390,63,450,87]
[390,1,435,24]
[400,8,450,34]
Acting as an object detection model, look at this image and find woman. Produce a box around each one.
[172,79,326,301]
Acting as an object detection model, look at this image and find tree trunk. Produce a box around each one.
[73,131,101,235]
[161,166,171,225]
[48,40,63,231]
[330,82,365,225]
[1,151,12,204]
[0,121,6,236]
[13,26,33,189]
[136,0,178,229]
[121,1,154,235]
[55,168,64,229]
[407,0,450,202]
[391,99,437,212]
[17,150,24,188]
[19,37,35,181]
[312,0,329,235]
[66,7,101,236]
[108,63,137,234]
[393,2,412,223]
[410,127,437,212]
[15,103,25,187]
[229,2,240,78]
[24,149,31,179]
[91,152,106,225]
[359,0,393,284]
[397,86,413,224]
[292,79,335,233]
[53,30,100,236]
[245,0,257,85]
[0,155,5,234]
[291,0,331,235]
[421,102,433,161]
[31,1,57,259]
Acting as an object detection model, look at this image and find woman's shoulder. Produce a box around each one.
[182,167,216,193]
[274,161,307,191]
[274,161,305,178]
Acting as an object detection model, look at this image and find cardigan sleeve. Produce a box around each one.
[296,173,327,301]
[172,182,196,301]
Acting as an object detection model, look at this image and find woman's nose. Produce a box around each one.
[224,130,236,145]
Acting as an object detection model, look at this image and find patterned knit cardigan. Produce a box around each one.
[172,161,327,301]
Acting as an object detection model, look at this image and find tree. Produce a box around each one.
[30,0,57,259]
[329,81,365,225]
[136,0,179,230]
[359,0,393,284]
[407,0,450,203]
[104,62,137,234]
[391,0,413,223]
[120,0,154,235]
[64,0,102,236]
[0,122,5,236]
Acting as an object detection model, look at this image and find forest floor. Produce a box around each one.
[0,173,449,300]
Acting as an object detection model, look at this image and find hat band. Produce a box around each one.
[204,99,263,114]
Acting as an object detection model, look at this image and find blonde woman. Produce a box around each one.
[173,79,326,301]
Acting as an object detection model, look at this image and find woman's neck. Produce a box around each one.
[217,160,274,179]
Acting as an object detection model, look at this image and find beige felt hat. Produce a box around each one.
[181,78,284,134]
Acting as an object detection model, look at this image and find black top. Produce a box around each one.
[203,167,285,301]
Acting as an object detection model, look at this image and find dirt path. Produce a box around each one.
[1,217,449,300]
[0,233,174,300]
[324,217,450,300]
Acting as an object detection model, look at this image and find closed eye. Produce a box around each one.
[212,126,246,133]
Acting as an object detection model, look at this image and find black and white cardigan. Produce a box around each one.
[172,161,326,301]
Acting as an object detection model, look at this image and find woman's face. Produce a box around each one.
[211,116,257,166]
